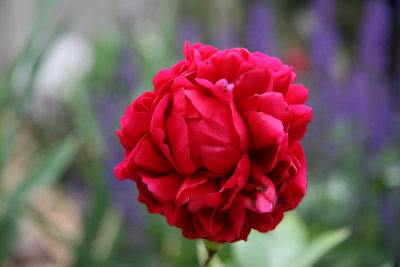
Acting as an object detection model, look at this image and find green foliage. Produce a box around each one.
[231,213,350,267]
[0,136,80,260]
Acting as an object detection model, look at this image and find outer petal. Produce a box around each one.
[141,173,183,201]
[166,87,196,174]
[239,92,291,123]
[277,142,307,210]
[150,93,180,171]
[153,61,190,93]
[289,105,313,141]
[184,41,218,62]
[188,181,218,212]
[176,176,208,206]
[242,111,284,150]
[200,144,242,174]
[233,69,271,103]
[244,167,278,213]
[285,84,309,105]
[133,134,174,173]
[271,65,293,95]
[136,179,163,214]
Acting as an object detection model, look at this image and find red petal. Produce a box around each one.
[176,176,208,206]
[188,182,218,212]
[289,105,312,141]
[150,93,180,170]
[197,61,217,83]
[201,144,242,174]
[243,111,284,150]
[184,89,231,125]
[229,195,246,234]
[153,61,189,92]
[233,69,271,103]
[206,192,223,208]
[121,111,151,148]
[220,155,251,211]
[166,113,196,174]
[166,88,196,174]
[141,173,183,201]
[271,66,293,95]
[164,201,187,227]
[183,40,192,61]
[136,179,163,214]
[133,135,174,173]
[285,84,309,105]
[239,92,291,122]
[219,52,243,83]
[230,99,249,151]
[250,145,280,172]
[277,142,307,210]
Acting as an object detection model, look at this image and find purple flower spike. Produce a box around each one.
[246,0,277,55]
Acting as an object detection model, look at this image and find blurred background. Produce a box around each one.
[0,0,399,266]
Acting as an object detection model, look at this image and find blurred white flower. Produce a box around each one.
[384,164,400,188]
[31,33,93,124]
[34,33,93,100]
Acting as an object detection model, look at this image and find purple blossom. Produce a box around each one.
[307,0,343,166]
[246,0,277,55]
[309,0,340,121]
[379,192,400,249]
[116,44,137,94]
[349,0,392,151]
[357,0,391,72]
[215,25,239,50]
[179,18,201,45]
[97,45,143,228]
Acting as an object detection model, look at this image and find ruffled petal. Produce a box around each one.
[289,105,313,141]
[141,172,183,201]
[242,111,284,150]
[134,135,174,173]
[233,69,271,103]
[285,84,309,105]
[239,92,291,123]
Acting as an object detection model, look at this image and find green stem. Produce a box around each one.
[202,240,222,267]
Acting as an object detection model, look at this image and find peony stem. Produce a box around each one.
[202,240,222,267]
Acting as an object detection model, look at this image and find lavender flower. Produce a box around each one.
[215,25,238,50]
[98,45,142,228]
[179,18,201,45]
[310,0,340,121]
[379,192,400,249]
[350,0,391,151]
[246,0,277,55]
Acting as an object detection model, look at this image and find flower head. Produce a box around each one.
[115,42,312,242]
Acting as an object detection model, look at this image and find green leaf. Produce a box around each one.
[0,0,61,183]
[232,212,350,267]
[0,0,59,108]
[232,212,307,267]
[67,86,110,267]
[0,135,80,260]
[7,136,81,211]
[290,228,351,267]
[0,212,18,261]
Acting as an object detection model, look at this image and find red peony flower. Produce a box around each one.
[114,42,312,243]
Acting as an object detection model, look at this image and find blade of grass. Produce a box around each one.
[67,87,110,267]
[290,227,351,267]
[0,0,61,193]
[0,135,80,261]
[6,135,81,211]
[0,0,59,104]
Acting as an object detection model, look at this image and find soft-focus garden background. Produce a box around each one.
[0,0,399,266]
